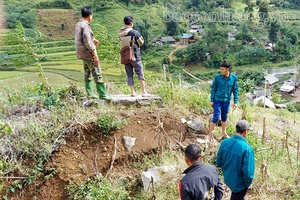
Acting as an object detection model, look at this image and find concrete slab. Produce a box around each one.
[82,94,164,107]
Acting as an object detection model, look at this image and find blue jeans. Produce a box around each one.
[212,100,230,124]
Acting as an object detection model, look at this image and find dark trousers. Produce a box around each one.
[230,187,248,200]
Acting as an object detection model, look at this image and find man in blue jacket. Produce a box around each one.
[179,144,223,200]
[216,120,255,200]
[208,60,238,141]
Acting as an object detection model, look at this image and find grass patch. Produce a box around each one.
[0,71,33,80]
[0,72,82,89]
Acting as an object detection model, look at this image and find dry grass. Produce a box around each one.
[36,9,77,40]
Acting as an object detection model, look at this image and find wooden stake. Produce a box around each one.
[286,131,294,176]
[262,117,266,144]
[106,136,117,178]
[297,139,300,163]
[274,142,277,160]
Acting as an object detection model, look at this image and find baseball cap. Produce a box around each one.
[236,120,251,132]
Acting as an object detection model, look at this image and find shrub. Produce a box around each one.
[34,0,72,9]
[66,174,130,200]
[4,5,36,29]
[144,60,162,71]
[96,114,127,136]
[234,46,271,65]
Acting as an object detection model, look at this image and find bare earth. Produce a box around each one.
[4,107,193,200]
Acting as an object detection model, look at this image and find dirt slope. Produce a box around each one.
[6,107,192,199]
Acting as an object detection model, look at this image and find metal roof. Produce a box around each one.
[265,74,279,85]
[179,33,193,39]
[279,81,295,92]
[160,36,176,42]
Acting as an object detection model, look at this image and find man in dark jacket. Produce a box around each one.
[179,144,223,200]
[118,16,150,97]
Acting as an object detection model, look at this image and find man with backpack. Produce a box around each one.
[118,16,150,97]
[75,6,111,100]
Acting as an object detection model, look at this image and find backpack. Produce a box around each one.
[120,32,136,64]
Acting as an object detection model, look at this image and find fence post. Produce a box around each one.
[262,117,266,144]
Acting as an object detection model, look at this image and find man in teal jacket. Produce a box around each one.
[216,120,255,200]
[208,60,238,141]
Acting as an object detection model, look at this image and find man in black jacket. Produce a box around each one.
[179,144,223,200]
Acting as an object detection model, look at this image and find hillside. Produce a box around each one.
[0,1,300,199]
[36,9,77,40]
[0,82,300,199]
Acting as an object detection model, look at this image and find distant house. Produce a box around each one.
[189,29,198,34]
[227,32,235,41]
[160,36,176,44]
[151,38,163,46]
[189,24,204,33]
[265,74,279,85]
[206,53,211,60]
[245,89,272,101]
[179,33,194,45]
[190,24,201,30]
[264,43,275,51]
[253,96,275,108]
[260,36,270,43]
[279,80,295,96]
[254,89,272,98]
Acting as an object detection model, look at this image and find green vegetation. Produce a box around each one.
[97,113,127,136]
[0,77,300,199]
[1,0,300,199]
[66,174,130,200]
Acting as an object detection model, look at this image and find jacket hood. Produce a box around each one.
[118,26,133,38]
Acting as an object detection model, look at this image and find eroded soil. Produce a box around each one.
[4,107,196,200]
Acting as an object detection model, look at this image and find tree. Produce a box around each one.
[271,38,293,62]
[234,46,270,65]
[268,20,280,44]
[4,5,36,28]
[166,21,179,36]
[185,40,208,63]
[258,0,269,21]
[93,24,121,67]
[239,78,256,92]
[186,0,200,9]
[235,32,254,44]
[244,0,255,21]
[281,27,299,45]
[119,0,131,6]
[4,21,42,67]
[135,19,150,51]
[4,21,51,93]
[210,51,225,68]
[174,48,187,62]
